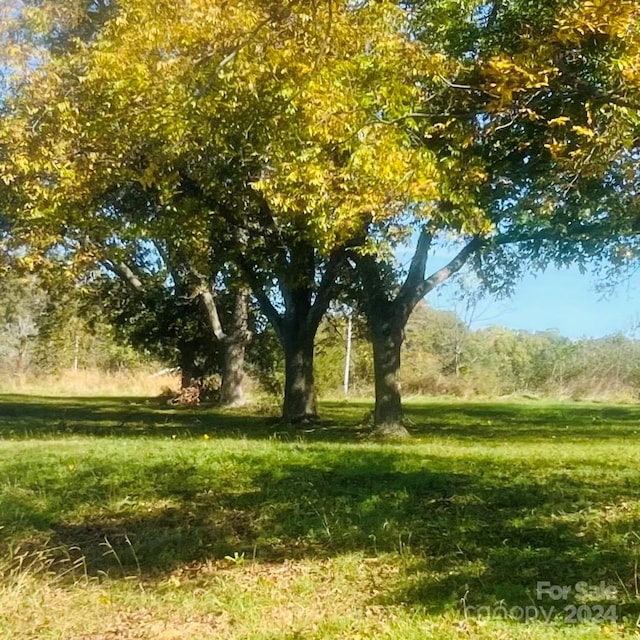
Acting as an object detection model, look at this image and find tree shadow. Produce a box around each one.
[3,394,640,443]
[0,394,368,441]
[3,394,640,624]
[8,451,473,574]
[2,443,639,624]
[402,400,640,441]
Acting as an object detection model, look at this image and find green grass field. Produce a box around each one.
[2,394,640,638]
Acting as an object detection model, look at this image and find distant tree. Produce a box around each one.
[314,309,372,396]
[0,269,148,378]
[0,274,46,376]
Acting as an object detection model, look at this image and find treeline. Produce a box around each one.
[0,273,149,378]
[5,272,636,403]
[315,303,640,401]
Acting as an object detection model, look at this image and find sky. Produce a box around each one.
[424,248,640,340]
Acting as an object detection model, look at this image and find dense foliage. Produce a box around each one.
[311,302,640,400]
[1,0,639,424]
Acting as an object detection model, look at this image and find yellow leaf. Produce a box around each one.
[572,125,596,138]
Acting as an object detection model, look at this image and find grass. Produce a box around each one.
[0,369,181,398]
[2,393,640,638]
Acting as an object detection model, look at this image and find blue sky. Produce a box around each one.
[423,247,639,340]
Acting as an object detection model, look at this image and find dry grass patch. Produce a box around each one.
[0,369,180,398]
[0,553,425,640]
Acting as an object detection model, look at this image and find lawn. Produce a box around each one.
[1,394,640,638]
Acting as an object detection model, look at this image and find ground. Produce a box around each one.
[1,394,640,638]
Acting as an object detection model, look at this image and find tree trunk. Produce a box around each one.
[219,337,247,406]
[355,233,480,438]
[282,331,317,422]
[245,242,346,423]
[199,283,251,406]
[370,317,410,439]
[218,287,250,407]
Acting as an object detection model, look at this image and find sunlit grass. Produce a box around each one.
[1,395,640,638]
[0,368,180,398]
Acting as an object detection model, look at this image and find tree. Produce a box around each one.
[353,233,481,436]
[0,273,46,376]
[3,0,640,429]
[0,0,444,421]
[348,0,640,435]
[95,186,253,402]
[0,267,147,378]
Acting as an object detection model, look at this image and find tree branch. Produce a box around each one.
[397,227,433,303]
[253,288,285,344]
[195,0,303,79]
[195,280,227,343]
[412,237,483,306]
[575,82,640,112]
[492,219,630,247]
[103,259,144,292]
[308,248,347,331]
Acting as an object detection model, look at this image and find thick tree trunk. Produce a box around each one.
[218,287,250,407]
[246,241,346,423]
[199,283,250,406]
[282,331,317,422]
[369,317,410,439]
[356,233,480,438]
[219,337,246,407]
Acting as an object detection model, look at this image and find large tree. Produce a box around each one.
[97,184,253,402]
[3,0,639,428]
[352,0,640,435]
[0,0,443,420]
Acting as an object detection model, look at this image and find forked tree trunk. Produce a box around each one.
[282,330,317,422]
[246,241,346,423]
[356,231,480,438]
[370,317,410,439]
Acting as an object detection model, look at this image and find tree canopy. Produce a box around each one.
[1,0,640,426]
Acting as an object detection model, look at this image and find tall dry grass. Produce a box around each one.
[0,368,181,397]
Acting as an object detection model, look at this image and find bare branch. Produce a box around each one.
[417,237,483,303]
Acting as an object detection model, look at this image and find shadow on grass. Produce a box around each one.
[0,394,370,441]
[3,441,640,622]
[3,394,640,443]
[402,400,640,442]
[3,394,640,623]
[0,394,274,439]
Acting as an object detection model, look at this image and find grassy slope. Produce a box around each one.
[1,395,640,638]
